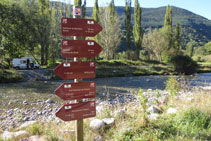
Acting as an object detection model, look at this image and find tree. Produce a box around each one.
[186,40,197,57]
[161,5,174,62]
[174,23,181,53]
[48,2,63,66]
[74,0,81,7]
[204,41,211,55]
[133,0,143,60]
[109,0,115,21]
[125,0,132,59]
[142,29,168,61]
[38,0,51,65]
[98,6,122,60]
[0,0,40,62]
[82,0,86,18]
[92,0,99,22]
[92,0,100,45]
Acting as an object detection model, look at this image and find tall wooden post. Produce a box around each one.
[73,5,83,141]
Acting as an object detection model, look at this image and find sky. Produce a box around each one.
[51,0,211,20]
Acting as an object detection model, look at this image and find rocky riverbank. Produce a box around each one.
[1,85,211,140]
[2,86,210,132]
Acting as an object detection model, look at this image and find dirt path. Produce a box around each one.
[17,69,51,82]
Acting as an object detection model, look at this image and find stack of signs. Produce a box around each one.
[54,18,102,121]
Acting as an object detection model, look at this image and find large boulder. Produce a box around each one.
[90,119,105,131]
[102,118,115,126]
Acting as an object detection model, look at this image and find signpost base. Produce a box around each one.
[76,118,83,141]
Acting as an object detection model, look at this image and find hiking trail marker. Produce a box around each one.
[54,61,96,80]
[61,40,102,58]
[54,6,102,141]
[61,18,102,37]
[54,82,96,101]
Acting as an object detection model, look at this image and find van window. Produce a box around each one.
[20,60,26,64]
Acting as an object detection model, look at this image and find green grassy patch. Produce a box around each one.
[0,69,23,83]
[115,108,211,140]
[96,59,173,77]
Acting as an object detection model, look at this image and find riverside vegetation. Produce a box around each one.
[1,0,211,82]
[0,76,211,140]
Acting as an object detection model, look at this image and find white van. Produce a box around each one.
[12,58,39,69]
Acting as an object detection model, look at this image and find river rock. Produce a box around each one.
[167,108,177,114]
[90,119,105,131]
[148,105,162,114]
[46,99,54,104]
[94,135,104,141]
[17,121,37,130]
[23,100,28,105]
[2,130,27,140]
[102,118,115,126]
[23,116,30,122]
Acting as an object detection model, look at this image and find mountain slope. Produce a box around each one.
[86,6,211,49]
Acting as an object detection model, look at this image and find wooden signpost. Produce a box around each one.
[54,61,96,80]
[61,18,103,37]
[61,40,102,58]
[54,6,102,141]
[54,82,96,101]
[56,101,96,121]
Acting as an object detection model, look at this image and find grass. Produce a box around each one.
[0,69,22,83]
[1,87,211,140]
[96,59,173,77]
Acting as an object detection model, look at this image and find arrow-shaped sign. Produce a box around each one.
[54,62,96,80]
[54,82,96,100]
[61,40,102,58]
[56,101,96,121]
[61,18,103,37]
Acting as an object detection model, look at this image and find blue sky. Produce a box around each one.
[51,0,211,20]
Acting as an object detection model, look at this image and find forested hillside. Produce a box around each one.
[86,6,211,49]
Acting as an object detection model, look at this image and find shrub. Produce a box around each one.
[27,123,44,136]
[0,69,22,83]
[165,75,181,96]
[170,55,199,75]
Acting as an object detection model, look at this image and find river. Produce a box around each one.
[0,73,210,94]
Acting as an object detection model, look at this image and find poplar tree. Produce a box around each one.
[38,0,51,65]
[109,0,115,23]
[82,0,86,18]
[92,0,99,46]
[163,5,173,49]
[125,0,132,59]
[74,0,81,7]
[161,5,174,62]
[174,23,181,52]
[133,0,143,60]
[92,0,99,22]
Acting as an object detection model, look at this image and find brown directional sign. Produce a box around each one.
[61,18,102,37]
[61,40,102,58]
[54,82,96,100]
[54,62,96,80]
[56,101,96,121]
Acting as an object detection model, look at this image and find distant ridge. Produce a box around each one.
[86,6,211,48]
[51,1,211,49]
